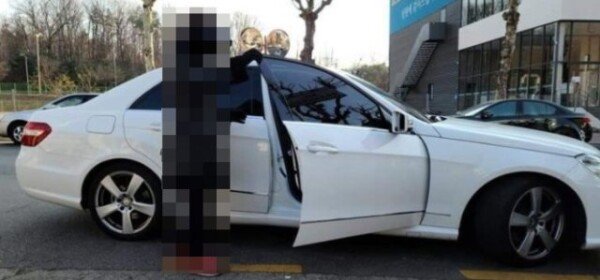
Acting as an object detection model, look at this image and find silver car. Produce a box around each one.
[0,93,97,144]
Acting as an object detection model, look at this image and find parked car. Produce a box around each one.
[456,99,593,142]
[0,93,97,144]
[15,57,600,266]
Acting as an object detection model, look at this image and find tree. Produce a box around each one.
[496,0,520,100]
[142,0,156,71]
[230,12,260,56]
[345,63,389,91]
[291,0,333,64]
[2,0,159,90]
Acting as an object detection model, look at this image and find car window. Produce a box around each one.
[522,102,557,116]
[53,96,93,107]
[457,101,494,116]
[345,73,430,123]
[485,101,517,118]
[264,59,388,129]
[231,67,264,116]
[131,84,162,110]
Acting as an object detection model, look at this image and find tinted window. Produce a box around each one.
[131,84,162,110]
[265,59,388,129]
[231,67,263,116]
[487,101,517,117]
[522,102,557,116]
[54,95,95,107]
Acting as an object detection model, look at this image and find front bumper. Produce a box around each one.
[564,163,600,250]
[0,118,9,137]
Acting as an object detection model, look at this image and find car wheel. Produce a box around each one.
[555,128,581,141]
[8,122,25,145]
[584,126,593,142]
[474,177,567,266]
[88,163,161,240]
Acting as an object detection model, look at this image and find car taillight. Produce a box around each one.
[21,122,52,147]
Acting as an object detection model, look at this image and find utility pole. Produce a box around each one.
[113,30,118,87]
[22,53,30,94]
[36,34,42,94]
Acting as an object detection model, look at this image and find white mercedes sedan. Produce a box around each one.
[15,57,600,266]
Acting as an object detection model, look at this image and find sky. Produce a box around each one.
[1,0,390,69]
[162,0,390,68]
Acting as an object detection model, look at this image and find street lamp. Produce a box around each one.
[35,33,42,94]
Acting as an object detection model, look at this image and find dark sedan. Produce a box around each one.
[456,99,593,142]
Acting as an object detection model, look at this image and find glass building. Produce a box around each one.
[457,0,600,112]
[389,0,600,115]
[458,22,556,107]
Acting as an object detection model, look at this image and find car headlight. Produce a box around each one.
[577,154,600,177]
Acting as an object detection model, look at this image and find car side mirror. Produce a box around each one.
[231,109,247,124]
[391,111,412,134]
[481,110,493,120]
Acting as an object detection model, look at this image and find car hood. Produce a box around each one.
[431,117,598,157]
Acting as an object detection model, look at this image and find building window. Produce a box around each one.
[458,23,558,110]
[494,0,504,13]
[462,0,504,25]
[559,22,600,108]
[485,0,495,17]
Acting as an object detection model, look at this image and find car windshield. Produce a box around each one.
[344,73,431,123]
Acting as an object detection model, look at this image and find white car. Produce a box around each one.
[15,57,600,266]
[0,93,97,144]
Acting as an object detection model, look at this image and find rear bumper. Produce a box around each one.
[15,147,89,210]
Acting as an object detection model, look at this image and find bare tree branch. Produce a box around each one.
[291,0,307,13]
[290,0,333,64]
[314,0,333,15]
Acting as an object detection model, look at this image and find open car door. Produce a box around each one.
[256,55,429,247]
[283,121,429,246]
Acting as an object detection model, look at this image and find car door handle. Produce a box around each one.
[307,144,338,154]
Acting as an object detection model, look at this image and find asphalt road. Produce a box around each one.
[1,141,600,279]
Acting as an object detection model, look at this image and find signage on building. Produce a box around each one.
[390,0,455,34]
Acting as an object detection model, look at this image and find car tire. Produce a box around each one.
[8,122,25,145]
[555,127,581,141]
[584,126,593,142]
[88,163,161,240]
[474,177,568,267]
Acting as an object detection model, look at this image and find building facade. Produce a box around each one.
[390,0,461,115]
[390,0,600,115]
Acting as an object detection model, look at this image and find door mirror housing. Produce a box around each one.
[480,110,493,120]
[231,110,247,124]
[390,111,412,134]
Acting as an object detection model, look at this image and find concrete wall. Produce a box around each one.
[389,0,461,115]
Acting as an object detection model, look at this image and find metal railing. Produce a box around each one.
[0,91,59,112]
[0,83,111,113]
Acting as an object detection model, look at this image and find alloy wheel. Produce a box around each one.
[94,171,156,235]
[508,187,565,260]
[12,125,24,142]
